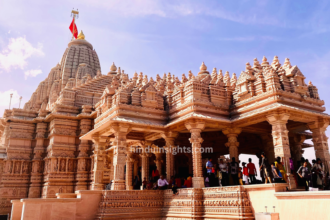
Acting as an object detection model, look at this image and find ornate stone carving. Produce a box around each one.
[222,128,242,161]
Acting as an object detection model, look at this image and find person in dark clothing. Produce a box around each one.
[259,152,272,183]
[297,161,310,191]
[230,157,239,185]
[133,176,140,190]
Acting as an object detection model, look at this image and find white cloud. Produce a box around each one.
[0,37,44,72]
[24,69,42,79]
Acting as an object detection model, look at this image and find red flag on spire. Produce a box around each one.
[69,18,78,39]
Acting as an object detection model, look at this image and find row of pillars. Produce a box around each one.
[90,115,330,190]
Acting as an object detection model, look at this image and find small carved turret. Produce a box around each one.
[253,58,262,70]
[198,62,209,75]
[283,58,292,69]
[108,62,117,75]
[261,56,269,67]
[271,56,281,69]
[308,81,320,99]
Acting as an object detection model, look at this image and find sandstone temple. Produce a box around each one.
[0,31,330,220]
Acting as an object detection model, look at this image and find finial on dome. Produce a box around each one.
[107,62,118,75]
[262,56,269,66]
[110,62,117,71]
[77,30,85,40]
[308,81,313,86]
[198,62,209,75]
[200,62,207,71]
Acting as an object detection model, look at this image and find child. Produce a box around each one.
[238,167,243,185]
[242,162,249,185]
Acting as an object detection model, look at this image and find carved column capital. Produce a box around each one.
[184,120,205,131]
[222,127,242,161]
[266,113,290,125]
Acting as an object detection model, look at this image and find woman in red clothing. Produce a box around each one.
[183,176,192,188]
[242,162,249,185]
[152,167,160,182]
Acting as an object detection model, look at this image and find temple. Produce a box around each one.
[1,31,330,220]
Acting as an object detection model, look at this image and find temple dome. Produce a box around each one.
[24,34,101,111]
[60,32,101,86]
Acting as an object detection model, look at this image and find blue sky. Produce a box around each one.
[1,0,330,163]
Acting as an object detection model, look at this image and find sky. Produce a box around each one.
[0,0,330,165]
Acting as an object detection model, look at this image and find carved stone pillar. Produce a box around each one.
[140,150,151,188]
[308,118,330,172]
[111,123,130,190]
[185,120,205,188]
[154,152,163,175]
[267,113,296,189]
[126,152,135,190]
[133,159,139,178]
[222,128,242,161]
[291,134,306,169]
[76,119,92,191]
[261,134,275,164]
[29,122,46,198]
[161,132,178,181]
[91,136,108,190]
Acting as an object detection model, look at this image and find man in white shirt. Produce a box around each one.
[158,175,169,190]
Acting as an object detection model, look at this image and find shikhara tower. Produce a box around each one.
[0,31,329,218]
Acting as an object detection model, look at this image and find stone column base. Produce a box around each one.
[91,183,104,190]
[126,185,133,190]
[192,177,205,188]
[111,180,126,190]
[287,174,297,189]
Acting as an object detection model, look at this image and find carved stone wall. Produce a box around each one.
[96,186,253,220]
[96,190,164,219]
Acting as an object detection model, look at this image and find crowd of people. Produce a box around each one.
[131,167,193,195]
[205,157,259,187]
[109,154,328,193]
[258,152,328,191]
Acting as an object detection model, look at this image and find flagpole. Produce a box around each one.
[71,9,79,40]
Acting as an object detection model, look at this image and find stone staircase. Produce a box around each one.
[203,186,254,219]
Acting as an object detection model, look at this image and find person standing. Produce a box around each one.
[230,157,239,185]
[247,158,257,184]
[219,159,228,186]
[271,163,283,183]
[275,157,287,183]
[206,157,214,187]
[152,167,160,183]
[297,161,310,191]
[312,158,324,189]
[259,152,272,184]
[242,163,249,185]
